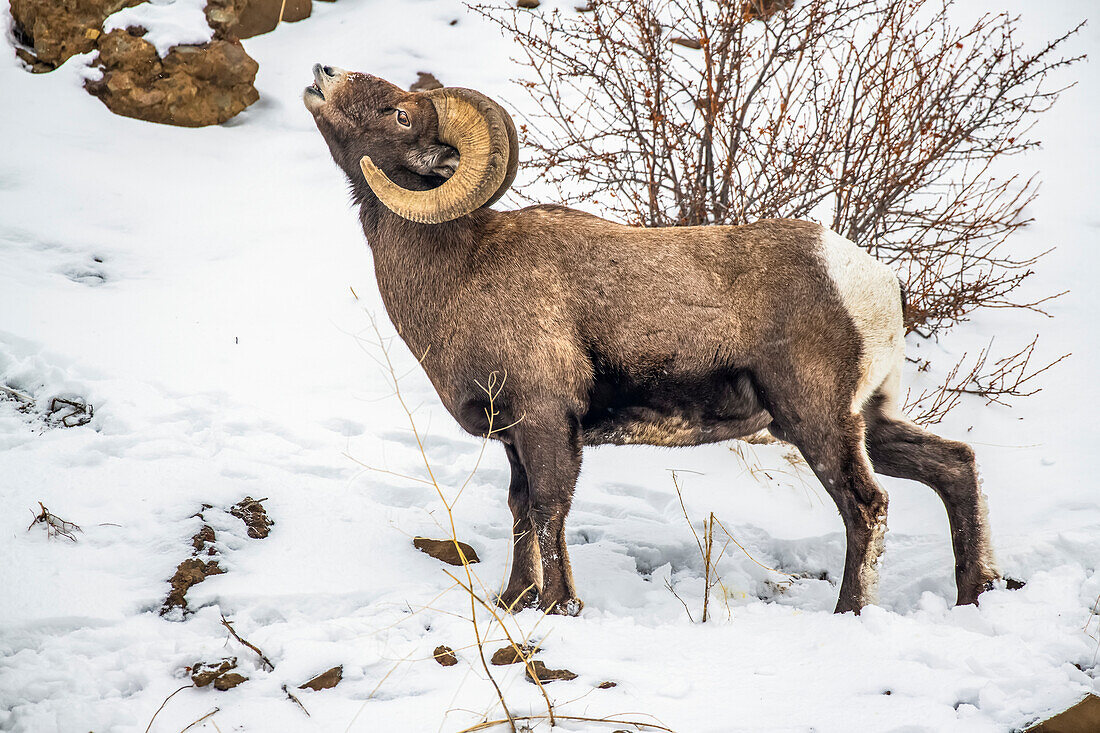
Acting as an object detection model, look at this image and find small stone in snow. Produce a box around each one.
[434,645,458,667]
[299,665,343,690]
[525,660,577,684]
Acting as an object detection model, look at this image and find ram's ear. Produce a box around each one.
[406,143,460,180]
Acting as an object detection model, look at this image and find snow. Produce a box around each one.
[103,0,214,57]
[1,0,1097,731]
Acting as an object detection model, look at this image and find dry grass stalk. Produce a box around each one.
[670,473,797,620]
[143,684,194,733]
[220,615,275,673]
[454,713,678,732]
[356,310,552,732]
[179,707,219,732]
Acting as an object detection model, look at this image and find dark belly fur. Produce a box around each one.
[580,365,772,447]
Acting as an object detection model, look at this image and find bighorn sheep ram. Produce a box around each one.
[304,65,998,615]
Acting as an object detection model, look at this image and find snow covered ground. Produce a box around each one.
[1,0,1097,731]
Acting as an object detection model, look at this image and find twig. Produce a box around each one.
[282,684,310,717]
[455,713,678,733]
[27,502,82,541]
[179,707,219,732]
[220,615,274,672]
[144,684,194,733]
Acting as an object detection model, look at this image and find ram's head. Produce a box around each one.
[304,65,518,224]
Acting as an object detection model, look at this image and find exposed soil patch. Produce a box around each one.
[490,643,536,666]
[163,557,224,613]
[230,496,273,538]
[413,537,480,566]
[299,665,343,691]
[191,658,238,687]
[525,660,577,684]
[162,497,271,614]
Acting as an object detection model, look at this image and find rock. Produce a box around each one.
[597,680,617,689]
[299,665,343,691]
[490,644,536,666]
[15,47,53,74]
[86,30,259,127]
[516,0,540,8]
[213,672,248,690]
[206,0,311,40]
[191,658,237,687]
[409,72,443,92]
[433,645,458,667]
[229,496,273,539]
[413,537,480,566]
[9,0,141,69]
[524,660,577,684]
[1025,694,1100,732]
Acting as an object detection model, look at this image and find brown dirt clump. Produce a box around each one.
[433,645,458,667]
[191,658,237,687]
[524,660,577,684]
[163,557,224,613]
[213,672,248,690]
[413,537,480,566]
[299,665,343,690]
[191,524,216,554]
[229,496,273,539]
[490,643,536,666]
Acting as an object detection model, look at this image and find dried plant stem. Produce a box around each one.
[455,713,678,733]
[179,707,219,732]
[362,313,530,732]
[220,615,274,672]
[144,684,194,733]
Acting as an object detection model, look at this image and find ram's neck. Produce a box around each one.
[357,195,489,358]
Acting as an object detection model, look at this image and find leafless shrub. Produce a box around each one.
[903,335,1070,424]
[476,0,1082,415]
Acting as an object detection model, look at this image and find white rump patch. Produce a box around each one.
[818,228,905,411]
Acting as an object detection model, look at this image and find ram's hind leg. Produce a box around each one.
[863,393,998,605]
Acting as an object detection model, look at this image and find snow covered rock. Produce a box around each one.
[205,0,311,40]
[84,28,259,126]
[9,0,141,69]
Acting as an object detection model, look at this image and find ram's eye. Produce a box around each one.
[396,109,410,127]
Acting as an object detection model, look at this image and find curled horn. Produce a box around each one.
[359,88,518,224]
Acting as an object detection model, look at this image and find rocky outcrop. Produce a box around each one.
[205,0,311,40]
[85,29,259,127]
[9,0,141,69]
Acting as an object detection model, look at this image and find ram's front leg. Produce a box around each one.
[500,443,542,611]
[507,415,584,616]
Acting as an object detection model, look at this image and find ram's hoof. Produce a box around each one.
[543,597,584,617]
